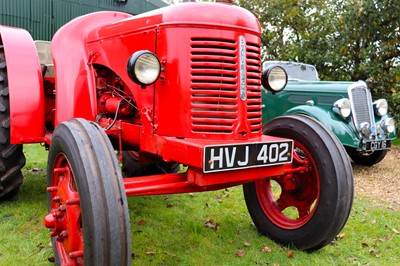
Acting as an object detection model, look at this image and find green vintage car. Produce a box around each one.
[262,61,397,166]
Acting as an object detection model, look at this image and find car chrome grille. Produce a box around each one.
[348,82,375,136]
[189,37,261,135]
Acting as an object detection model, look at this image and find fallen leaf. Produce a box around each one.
[235,250,245,257]
[145,251,156,255]
[371,219,377,224]
[136,220,145,226]
[287,250,295,258]
[213,223,220,232]
[244,242,251,247]
[48,257,55,262]
[375,254,381,258]
[361,243,369,247]
[392,228,400,234]
[166,204,173,208]
[262,246,272,253]
[337,233,346,239]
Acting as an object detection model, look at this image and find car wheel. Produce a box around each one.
[347,148,388,166]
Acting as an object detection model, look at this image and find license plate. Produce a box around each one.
[203,140,293,173]
[363,139,391,151]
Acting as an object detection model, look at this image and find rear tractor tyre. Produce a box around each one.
[243,115,354,251]
[0,44,26,200]
[44,118,131,266]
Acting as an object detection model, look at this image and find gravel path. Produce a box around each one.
[353,146,400,211]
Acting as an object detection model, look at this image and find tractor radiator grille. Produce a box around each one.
[189,37,261,135]
[245,42,262,133]
[349,83,375,135]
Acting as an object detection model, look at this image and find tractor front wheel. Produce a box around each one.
[44,118,131,265]
[243,115,353,251]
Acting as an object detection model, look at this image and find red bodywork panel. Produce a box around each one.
[0,26,45,144]
[51,11,132,126]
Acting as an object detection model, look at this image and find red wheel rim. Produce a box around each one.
[255,141,320,229]
[44,153,83,265]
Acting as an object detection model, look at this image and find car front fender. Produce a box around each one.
[283,105,361,149]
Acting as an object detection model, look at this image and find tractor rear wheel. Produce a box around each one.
[44,118,131,266]
[243,115,353,251]
[0,44,26,200]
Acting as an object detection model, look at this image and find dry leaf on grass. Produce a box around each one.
[244,242,251,247]
[287,250,295,258]
[136,220,145,226]
[262,246,272,253]
[235,250,245,257]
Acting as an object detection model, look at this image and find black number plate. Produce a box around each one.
[203,140,293,173]
[363,139,391,151]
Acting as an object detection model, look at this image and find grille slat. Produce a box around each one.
[246,42,261,133]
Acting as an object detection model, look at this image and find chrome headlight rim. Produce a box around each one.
[333,98,351,118]
[127,50,161,86]
[261,65,288,93]
[382,117,395,134]
[373,99,388,116]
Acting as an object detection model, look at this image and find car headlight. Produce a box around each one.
[382,118,395,133]
[373,99,388,116]
[261,65,288,93]
[333,98,351,118]
[360,122,371,136]
[127,50,161,86]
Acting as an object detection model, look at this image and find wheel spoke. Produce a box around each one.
[45,154,83,265]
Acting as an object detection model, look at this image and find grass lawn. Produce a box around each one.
[0,144,399,265]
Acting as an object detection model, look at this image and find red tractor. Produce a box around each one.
[0,2,353,265]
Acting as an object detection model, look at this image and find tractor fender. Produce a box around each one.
[0,25,45,144]
[284,105,360,149]
[51,11,132,126]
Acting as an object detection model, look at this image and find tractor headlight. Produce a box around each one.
[373,99,388,116]
[333,98,351,118]
[127,50,161,86]
[261,65,288,93]
[382,118,395,133]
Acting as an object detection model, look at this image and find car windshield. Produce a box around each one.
[263,61,319,81]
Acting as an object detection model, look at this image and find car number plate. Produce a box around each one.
[203,140,293,173]
[363,139,391,151]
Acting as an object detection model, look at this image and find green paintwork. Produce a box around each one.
[262,81,397,149]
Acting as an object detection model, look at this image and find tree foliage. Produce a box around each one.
[236,0,400,128]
